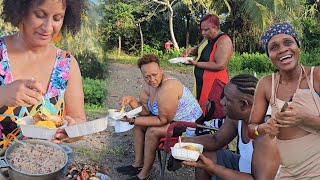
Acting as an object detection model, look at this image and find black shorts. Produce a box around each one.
[211,149,240,180]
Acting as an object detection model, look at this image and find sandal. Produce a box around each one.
[116,165,142,175]
[126,175,150,180]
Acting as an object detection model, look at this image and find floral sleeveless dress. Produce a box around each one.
[0,36,70,153]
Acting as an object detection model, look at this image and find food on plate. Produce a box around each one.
[182,145,200,152]
[119,107,125,114]
[35,120,57,128]
[7,143,65,174]
[33,111,64,128]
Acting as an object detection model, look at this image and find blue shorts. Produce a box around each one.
[211,149,240,180]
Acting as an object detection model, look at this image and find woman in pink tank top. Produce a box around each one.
[248,22,320,179]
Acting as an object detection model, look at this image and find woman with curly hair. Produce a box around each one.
[116,54,203,180]
[0,0,87,145]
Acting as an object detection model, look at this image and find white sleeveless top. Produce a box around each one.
[238,120,253,173]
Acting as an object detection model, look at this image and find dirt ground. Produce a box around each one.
[67,62,196,180]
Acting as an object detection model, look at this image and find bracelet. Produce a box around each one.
[129,117,136,125]
[254,125,260,136]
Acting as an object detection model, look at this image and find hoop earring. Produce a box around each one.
[53,32,62,43]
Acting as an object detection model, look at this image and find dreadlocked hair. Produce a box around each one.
[230,74,258,96]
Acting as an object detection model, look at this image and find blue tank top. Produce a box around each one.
[147,78,202,122]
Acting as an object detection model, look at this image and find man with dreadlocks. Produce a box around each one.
[182,74,280,180]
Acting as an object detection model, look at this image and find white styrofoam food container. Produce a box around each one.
[64,117,108,138]
[108,106,142,120]
[19,116,109,139]
[168,57,193,64]
[17,116,68,140]
[170,142,204,161]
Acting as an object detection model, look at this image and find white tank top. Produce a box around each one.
[237,120,253,173]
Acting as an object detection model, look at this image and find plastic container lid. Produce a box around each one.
[64,117,108,138]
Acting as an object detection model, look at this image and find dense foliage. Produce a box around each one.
[99,0,320,54]
[82,78,107,107]
[1,0,319,111]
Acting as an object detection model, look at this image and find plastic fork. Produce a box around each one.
[119,106,125,114]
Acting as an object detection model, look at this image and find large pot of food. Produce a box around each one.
[0,139,72,180]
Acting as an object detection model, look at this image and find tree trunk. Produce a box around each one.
[118,35,121,57]
[186,15,190,47]
[167,3,179,50]
[139,23,144,56]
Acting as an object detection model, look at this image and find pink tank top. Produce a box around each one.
[270,66,320,134]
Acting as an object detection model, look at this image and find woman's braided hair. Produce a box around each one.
[230,74,258,96]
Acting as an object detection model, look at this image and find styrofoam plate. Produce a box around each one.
[17,116,68,140]
[168,57,193,64]
[108,106,142,120]
[170,142,203,161]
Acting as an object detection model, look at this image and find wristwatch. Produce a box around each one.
[129,117,136,125]
[254,125,260,136]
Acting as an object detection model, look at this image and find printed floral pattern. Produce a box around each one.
[0,37,70,140]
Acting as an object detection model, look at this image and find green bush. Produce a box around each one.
[229,52,275,74]
[228,52,243,73]
[300,49,320,66]
[76,52,108,80]
[82,78,106,107]
[241,52,275,73]
[143,44,163,58]
[162,48,186,60]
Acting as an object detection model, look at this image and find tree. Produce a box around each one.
[57,1,104,59]
[151,0,180,50]
[181,0,303,52]
[100,1,136,56]
[0,0,17,35]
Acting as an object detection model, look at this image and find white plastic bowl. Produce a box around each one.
[108,109,125,120]
[170,142,204,161]
[17,116,67,140]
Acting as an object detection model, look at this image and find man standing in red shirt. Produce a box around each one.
[165,40,173,51]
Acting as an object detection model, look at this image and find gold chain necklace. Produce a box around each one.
[280,81,297,93]
[279,66,302,94]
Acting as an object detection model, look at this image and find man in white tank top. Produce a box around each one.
[182,74,280,180]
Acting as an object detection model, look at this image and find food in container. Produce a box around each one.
[108,109,125,120]
[170,142,204,161]
[35,120,57,128]
[108,106,142,120]
[32,106,64,128]
[0,139,72,180]
[181,145,201,151]
[6,143,65,174]
[17,116,68,140]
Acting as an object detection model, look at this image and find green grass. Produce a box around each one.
[85,104,107,120]
[105,145,127,156]
[107,52,194,73]
[74,147,108,162]
[107,53,273,78]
